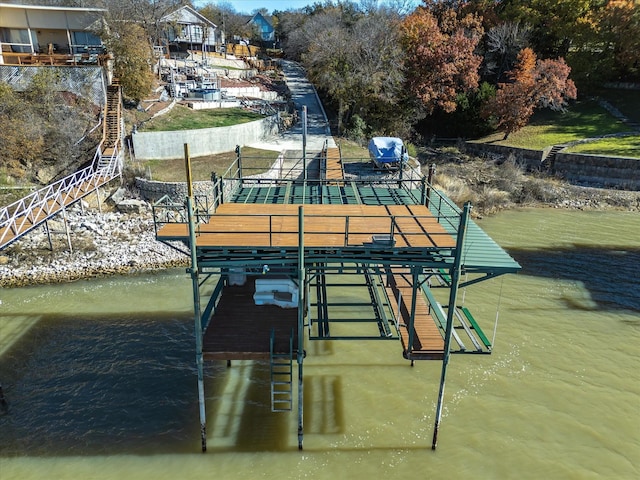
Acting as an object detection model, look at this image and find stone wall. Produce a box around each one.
[131,114,280,160]
[553,153,640,190]
[465,141,640,191]
[464,142,543,170]
[135,178,214,203]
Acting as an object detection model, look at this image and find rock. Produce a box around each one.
[81,221,104,235]
[109,187,128,205]
[116,199,148,214]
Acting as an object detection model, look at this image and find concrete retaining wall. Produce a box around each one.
[131,114,280,160]
[553,152,640,190]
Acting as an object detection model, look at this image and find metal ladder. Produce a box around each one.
[269,328,294,412]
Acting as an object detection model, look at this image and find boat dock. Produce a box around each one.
[153,146,521,451]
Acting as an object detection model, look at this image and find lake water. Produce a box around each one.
[1,208,639,479]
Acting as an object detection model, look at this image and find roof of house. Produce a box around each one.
[248,12,274,31]
[0,3,106,12]
[160,5,217,28]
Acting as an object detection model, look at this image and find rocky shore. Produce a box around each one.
[0,200,189,288]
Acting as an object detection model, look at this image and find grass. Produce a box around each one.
[474,99,630,150]
[140,106,265,132]
[565,135,640,158]
[336,138,369,160]
[138,147,280,182]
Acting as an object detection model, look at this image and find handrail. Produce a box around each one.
[0,143,122,249]
[153,210,459,249]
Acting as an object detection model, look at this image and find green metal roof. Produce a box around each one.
[424,189,522,282]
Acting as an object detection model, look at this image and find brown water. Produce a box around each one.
[1,208,639,479]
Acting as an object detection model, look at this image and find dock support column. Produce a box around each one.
[297,206,305,450]
[186,144,207,452]
[431,202,471,450]
[408,267,419,366]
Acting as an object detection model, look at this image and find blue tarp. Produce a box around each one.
[368,137,408,167]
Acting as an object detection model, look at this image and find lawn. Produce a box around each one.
[565,135,640,158]
[140,105,265,131]
[336,138,369,160]
[139,147,280,182]
[474,99,630,150]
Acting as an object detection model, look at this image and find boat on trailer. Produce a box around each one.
[368,137,409,169]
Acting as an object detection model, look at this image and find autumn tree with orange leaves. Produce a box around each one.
[400,6,484,115]
[483,48,577,139]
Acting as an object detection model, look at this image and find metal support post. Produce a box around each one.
[236,145,242,178]
[431,202,471,450]
[44,220,53,251]
[408,267,419,366]
[426,164,436,208]
[186,144,208,452]
[420,177,427,206]
[302,106,307,180]
[96,187,103,214]
[62,207,73,253]
[297,205,305,450]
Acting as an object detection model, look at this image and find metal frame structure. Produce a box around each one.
[154,145,521,452]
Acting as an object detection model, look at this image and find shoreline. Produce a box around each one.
[0,204,189,289]
[1,179,638,289]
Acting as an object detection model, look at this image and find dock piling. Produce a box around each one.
[431,202,471,450]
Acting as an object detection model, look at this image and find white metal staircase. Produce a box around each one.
[0,83,123,251]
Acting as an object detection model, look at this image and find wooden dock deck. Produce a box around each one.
[156,203,456,250]
[202,277,299,360]
[386,271,445,360]
[325,147,344,183]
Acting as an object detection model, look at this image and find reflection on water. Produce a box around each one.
[508,245,640,312]
[0,313,198,456]
[1,209,639,480]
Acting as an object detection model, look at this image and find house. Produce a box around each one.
[248,12,274,43]
[160,5,223,54]
[0,2,105,64]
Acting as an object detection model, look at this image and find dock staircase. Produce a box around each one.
[100,80,122,164]
[0,81,123,251]
[269,328,294,412]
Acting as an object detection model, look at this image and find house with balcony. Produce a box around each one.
[160,5,223,55]
[0,2,106,65]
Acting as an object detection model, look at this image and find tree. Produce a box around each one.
[401,6,484,115]
[100,22,154,102]
[482,21,531,82]
[497,0,599,58]
[599,0,640,80]
[0,75,100,184]
[102,0,185,47]
[483,48,577,139]
[289,4,409,136]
